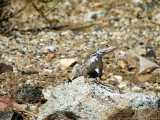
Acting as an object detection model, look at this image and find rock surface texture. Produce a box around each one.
[38,77,160,120]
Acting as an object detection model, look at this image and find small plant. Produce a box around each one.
[0,0,10,24]
[0,0,63,28]
[26,0,63,26]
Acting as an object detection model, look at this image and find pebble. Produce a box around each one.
[44,46,57,52]
[43,69,52,73]
[132,0,143,4]
[139,42,144,45]
[21,70,33,75]
[84,9,107,22]
[59,58,77,70]
[118,82,127,89]
[113,75,123,82]
[26,80,34,86]
[117,61,127,68]
[132,86,141,91]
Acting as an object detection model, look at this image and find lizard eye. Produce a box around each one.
[105,45,109,47]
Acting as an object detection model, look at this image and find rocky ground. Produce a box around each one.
[0,0,160,119]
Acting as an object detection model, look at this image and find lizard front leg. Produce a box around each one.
[83,62,93,83]
[98,57,103,79]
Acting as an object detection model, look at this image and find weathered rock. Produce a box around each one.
[132,0,143,4]
[0,112,23,120]
[0,63,13,74]
[37,77,160,120]
[44,46,57,53]
[59,58,77,70]
[117,60,127,68]
[118,81,128,90]
[12,86,44,104]
[84,9,107,22]
[113,75,123,82]
[21,70,33,75]
[126,52,159,74]
[125,52,160,82]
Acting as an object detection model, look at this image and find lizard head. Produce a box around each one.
[93,44,117,57]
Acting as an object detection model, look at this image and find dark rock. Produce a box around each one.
[12,86,44,104]
[43,111,80,120]
[21,70,32,75]
[139,42,144,45]
[145,46,156,58]
[0,112,23,120]
[94,27,101,32]
[16,40,21,44]
[0,63,13,74]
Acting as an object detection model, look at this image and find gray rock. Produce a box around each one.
[84,9,107,22]
[132,0,143,4]
[132,86,141,91]
[38,77,160,120]
[44,45,57,52]
[0,112,23,120]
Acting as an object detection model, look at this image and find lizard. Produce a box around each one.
[71,44,117,82]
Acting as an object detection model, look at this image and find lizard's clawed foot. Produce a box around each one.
[96,77,101,83]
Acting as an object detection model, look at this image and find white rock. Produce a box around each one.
[42,86,53,99]
[84,9,107,22]
[44,46,57,52]
[132,0,143,4]
[26,80,34,86]
[59,58,77,70]
[43,69,52,73]
[61,30,73,36]
[113,75,123,82]
[38,77,160,120]
[118,82,127,89]
[132,86,141,91]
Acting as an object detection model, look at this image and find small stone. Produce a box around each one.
[94,3,103,8]
[145,46,156,58]
[16,40,21,44]
[154,86,160,91]
[118,82,127,89]
[21,79,26,83]
[26,80,33,86]
[0,112,23,120]
[101,75,106,80]
[59,58,77,70]
[113,75,123,82]
[22,47,27,52]
[143,91,156,96]
[43,69,52,73]
[0,63,13,74]
[144,82,151,88]
[61,30,73,36]
[44,46,57,52]
[41,54,46,59]
[84,9,107,22]
[27,104,38,111]
[42,86,53,99]
[21,70,33,75]
[94,27,101,32]
[47,54,55,60]
[117,61,127,68]
[132,0,143,4]
[140,85,146,89]
[139,42,144,45]
[132,86,141,92]
[110,80,118,85]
